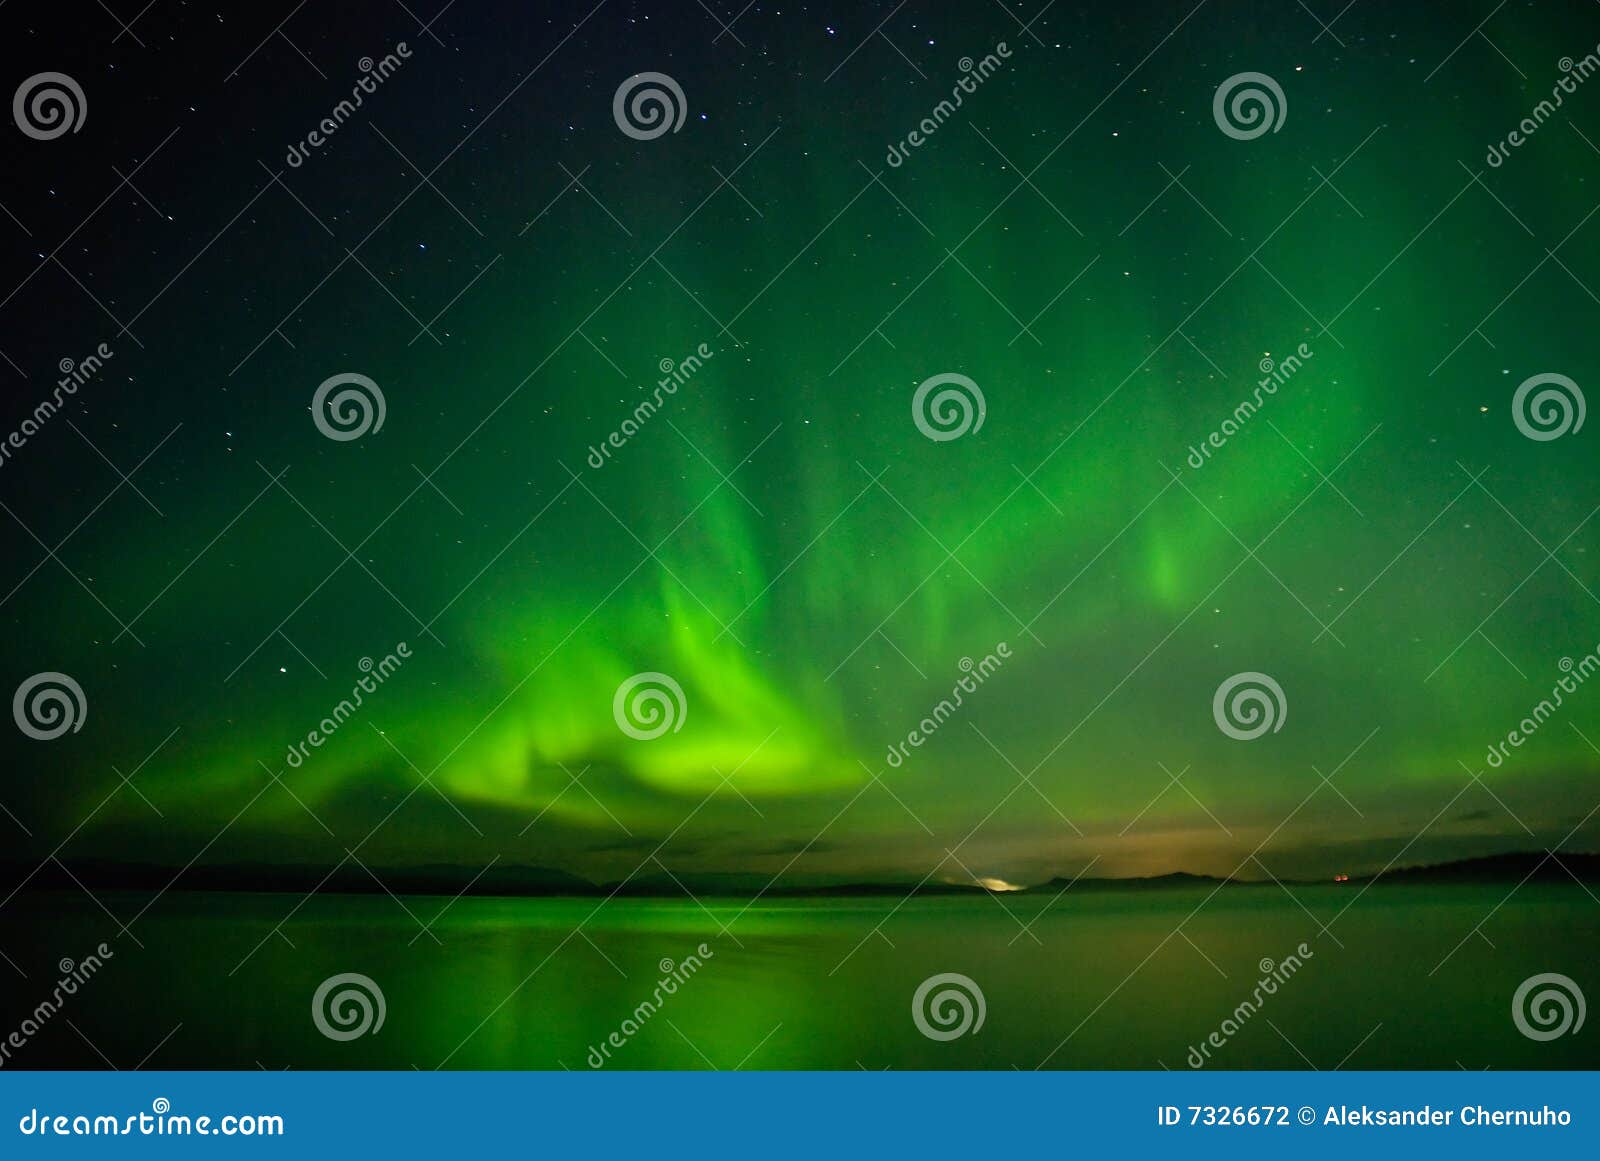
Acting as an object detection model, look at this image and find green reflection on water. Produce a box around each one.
[4,888,1596,1070]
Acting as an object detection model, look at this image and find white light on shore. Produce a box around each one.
[976,877,1022,892]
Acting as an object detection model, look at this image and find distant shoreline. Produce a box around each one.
[4,851,1596,900]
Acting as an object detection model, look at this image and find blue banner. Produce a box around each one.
[1,1071,1594,1157]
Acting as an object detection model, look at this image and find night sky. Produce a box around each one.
[2,0,1598,889]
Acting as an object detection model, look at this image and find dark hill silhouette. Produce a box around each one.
[4,850,1596,899]
[1352,850,1600,885]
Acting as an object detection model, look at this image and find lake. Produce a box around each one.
[2,885,1594,1069]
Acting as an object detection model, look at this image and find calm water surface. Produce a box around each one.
[3,886,1595,1069]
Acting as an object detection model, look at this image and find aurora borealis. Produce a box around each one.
[2,0,1599,899]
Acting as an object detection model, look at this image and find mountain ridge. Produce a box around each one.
[5,850,1596,899]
